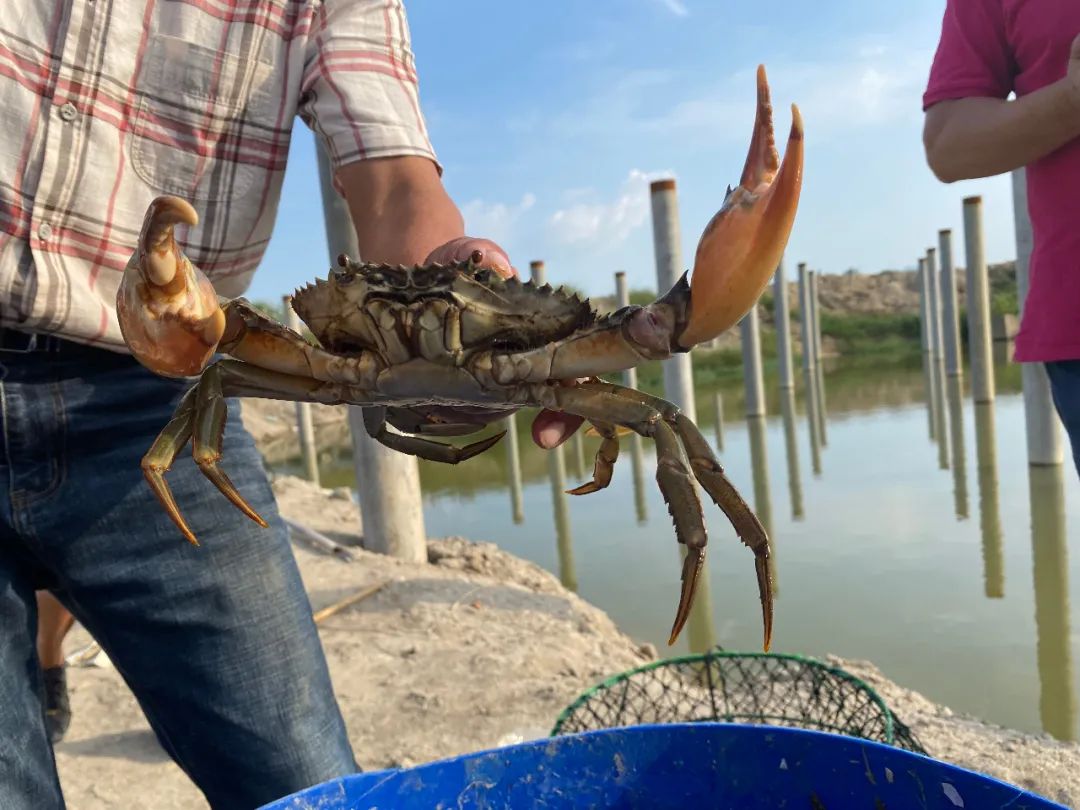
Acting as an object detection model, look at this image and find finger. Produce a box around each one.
[531,409,586,449]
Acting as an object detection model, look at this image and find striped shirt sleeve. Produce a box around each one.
[299,0,441,174]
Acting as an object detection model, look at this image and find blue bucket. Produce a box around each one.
[260,723,1065,809]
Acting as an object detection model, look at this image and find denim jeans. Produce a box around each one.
[0,338,356,809]
[1045,360,1080,478]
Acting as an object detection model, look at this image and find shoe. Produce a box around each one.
[42,666,71,743]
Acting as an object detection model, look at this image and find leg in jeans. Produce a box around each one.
[0,547,65,809]
[1045,360,1080,478]
[0,348,356,809]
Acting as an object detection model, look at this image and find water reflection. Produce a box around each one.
[547,446,578,592]
[504,413,525,524]
[803,367,822,477]
[684,552,718,654]
[713,392,725,451]
[629,433,649,524]
[747,416,777,597]
[1028,464,1076,741]
[934,359,950,471]
[945,376,969,520]
[780,387,804,520]
[974,402,1005,599]
[814,362,828,448]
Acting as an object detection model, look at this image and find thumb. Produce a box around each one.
[1071,32,1080,61]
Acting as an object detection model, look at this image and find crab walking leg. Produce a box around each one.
[147,359,383,544]
[141,386,200,544]
[538,386,709,646]
[540,381,773,650]
[361,406,506,464]
[565,420,620,496]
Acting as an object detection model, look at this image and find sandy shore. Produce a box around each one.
[49,473,1079,809]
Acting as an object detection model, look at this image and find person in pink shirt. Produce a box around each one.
[923,1,1080,476]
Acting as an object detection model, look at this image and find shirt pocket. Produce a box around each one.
[130,35,277,204]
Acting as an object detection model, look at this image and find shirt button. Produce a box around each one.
[38,223,53,240]
[58,102,77,121]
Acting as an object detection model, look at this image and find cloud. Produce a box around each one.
[460,193,537,244]
[653,0,689,16]
[547,169,674,247]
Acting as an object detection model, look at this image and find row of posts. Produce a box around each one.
[305,146,1062,571]
[915,170,1063,469]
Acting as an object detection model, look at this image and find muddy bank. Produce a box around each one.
[51,475,1076,809]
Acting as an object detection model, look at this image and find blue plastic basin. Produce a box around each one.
[259,723,1066,809]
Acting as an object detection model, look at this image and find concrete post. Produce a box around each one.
[740,306,766,418]
[809,270,827,445]
[798,263,822,475]
[315,142,426,561]
[926,247,944,365]
[616,271,649,523]
[963,196,996,403]
[615,271,637,390]
[283,295,320,486]
[747,413,776,594]
[939,229,963,377]
[918,257,931,355]
[946,376,969,519]
[649,179,697,421]
[1012,169,1063,466]
[773,260,795,389]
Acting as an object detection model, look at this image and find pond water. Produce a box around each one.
[287,347,1080,743]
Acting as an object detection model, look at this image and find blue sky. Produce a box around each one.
[246,0,1019,304]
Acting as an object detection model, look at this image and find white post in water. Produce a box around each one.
[504,412,524,524]
[649,179,697,422]
[927,247,950,468]
[773,259,795,390]
[939,229,963,378]
[615,271,637,389]
[315,144,427,562]
[741,305,766,418]
[918,257,931,355]
[1012,169,1063,466]
[809,269,827,445]
[798,262,822,473]
[926,247,944,366]
[963,196,996,403]
[283,295,320,485]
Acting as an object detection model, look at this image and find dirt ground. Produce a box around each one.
[50,474,1078,809]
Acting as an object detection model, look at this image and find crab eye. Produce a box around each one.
[331,267,355,286]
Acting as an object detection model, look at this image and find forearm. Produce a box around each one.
[924,79,1080,181]
[335,156,465,265]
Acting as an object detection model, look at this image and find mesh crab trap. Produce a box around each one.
[550,649,927,755]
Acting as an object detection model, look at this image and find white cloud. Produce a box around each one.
[460,193,537,244]
[654,0,689,16]
[547,169,674,247]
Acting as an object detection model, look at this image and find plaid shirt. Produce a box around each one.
[0,0,437,350]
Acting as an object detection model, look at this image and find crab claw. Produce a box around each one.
[116,196,227,377]
[677,65,804,349]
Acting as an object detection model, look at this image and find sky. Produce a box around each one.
[245,0,1020,305]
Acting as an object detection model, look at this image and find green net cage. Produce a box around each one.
[550,649,927,755]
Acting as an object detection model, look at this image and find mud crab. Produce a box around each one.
[117,66,803,649]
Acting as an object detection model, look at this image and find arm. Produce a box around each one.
[335,155,583,448]
[924,54,1080,183]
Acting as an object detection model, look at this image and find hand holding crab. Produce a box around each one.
[117,66,803,650]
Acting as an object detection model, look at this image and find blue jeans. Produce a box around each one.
[0,338,356,809]
[1045,360,1080,477]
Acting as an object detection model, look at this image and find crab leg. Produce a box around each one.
[146,359,385,544]
[566,420,620,496]
[536,381,773,650]
[361,406,506,464]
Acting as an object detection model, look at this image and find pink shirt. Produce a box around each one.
[924,0,1080,362]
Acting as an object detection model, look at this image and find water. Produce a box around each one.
[288,350,1080,743]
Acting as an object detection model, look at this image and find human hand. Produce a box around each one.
[422,238,586,449]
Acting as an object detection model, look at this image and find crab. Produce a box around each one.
[116,66,803,650]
